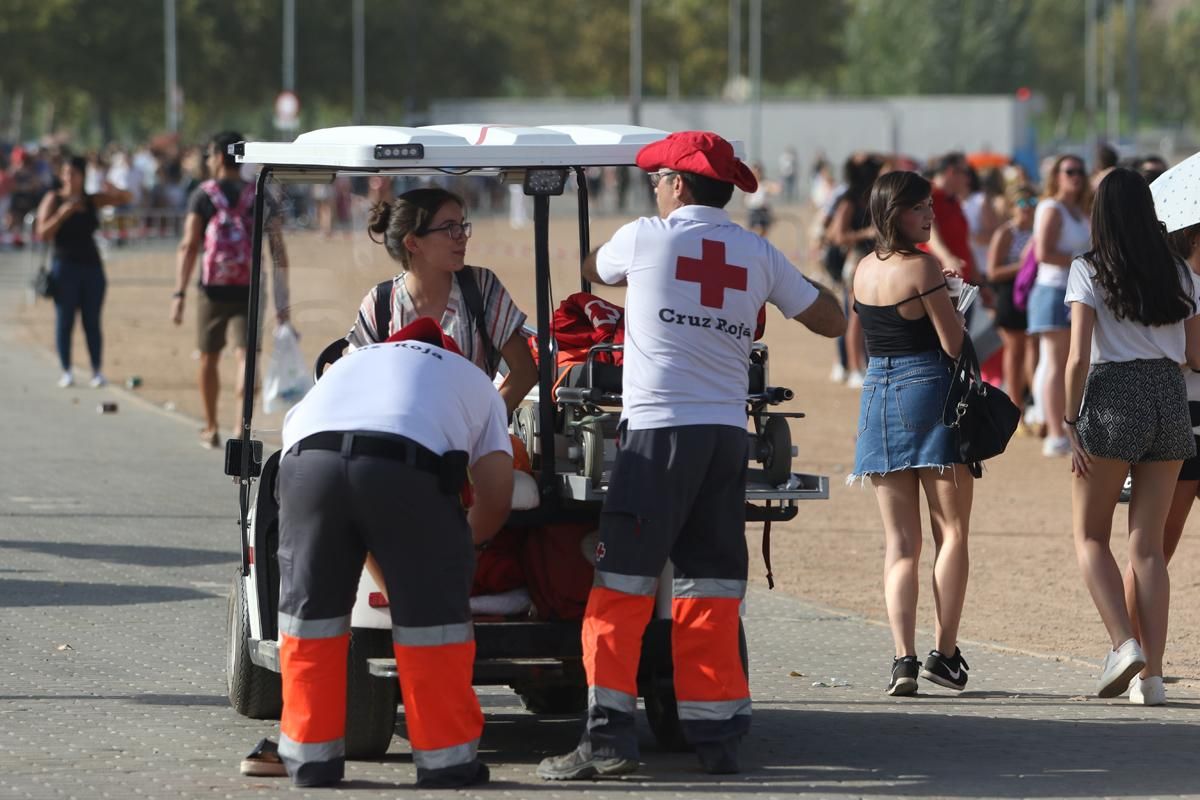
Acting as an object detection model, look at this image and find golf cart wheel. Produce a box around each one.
[515,681,588,715]
[580,416,604,488]
[641,620,750,752]
[226,569,283,720]
[344,627,399,759]
[513,404,538,469]
[760,415,792,487]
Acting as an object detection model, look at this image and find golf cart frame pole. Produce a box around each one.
[533,192,557,506]
[237,166,271,576]
[574,167,591,294]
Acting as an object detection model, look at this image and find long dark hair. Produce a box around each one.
[870,170,930,258]
[1081,167,1194,326]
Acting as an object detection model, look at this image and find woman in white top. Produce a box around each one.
[1122,220,1200,698]
[348,187,538,416]
[1029,154,1093,457]
[1063,168,1200,705]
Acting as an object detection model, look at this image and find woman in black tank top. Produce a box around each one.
[35,155,130,388]
[848,171,977,698]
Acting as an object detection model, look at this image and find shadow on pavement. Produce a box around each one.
[0,578,215,606]
[0,538,229,567]
[473,707,1200,797]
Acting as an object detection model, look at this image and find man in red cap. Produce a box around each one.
[538,131,844,780]
[264,318,512,789]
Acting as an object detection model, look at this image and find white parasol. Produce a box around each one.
[1150,150,1200,233]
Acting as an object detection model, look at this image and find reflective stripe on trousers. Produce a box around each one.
[671,591,751,734]
[582,579,656,700]
[393,634,482,764]
[278,629,350,785]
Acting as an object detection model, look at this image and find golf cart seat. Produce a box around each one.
[313,337,349,382]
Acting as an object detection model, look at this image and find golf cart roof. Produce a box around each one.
[235,123,743,174]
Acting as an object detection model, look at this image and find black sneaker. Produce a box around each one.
[887,655,919,696]
[1118,473,1132,504]
[920,647,969,690]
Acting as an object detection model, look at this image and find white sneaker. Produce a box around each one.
[829,363,847,383]
[1098,638,1146,698]
[1129,674,1166,706]
[57,372,74,389]
[846,370,865,389]
[1042,435,1071,457]
[89,373,107,388]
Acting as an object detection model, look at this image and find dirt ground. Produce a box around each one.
[15,203,1200,686]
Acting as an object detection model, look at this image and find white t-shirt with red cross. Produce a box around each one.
[281,341,512,465]
[596,204,819,429]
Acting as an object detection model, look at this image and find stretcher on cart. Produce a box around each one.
[223,123,829,758]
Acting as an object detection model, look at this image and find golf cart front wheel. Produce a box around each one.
[226,569,283,720]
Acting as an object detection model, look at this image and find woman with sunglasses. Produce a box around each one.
[1064,167,1200,704]
[986,185,1038,417]
[347,187,538,416]
[1029,154,1093,457]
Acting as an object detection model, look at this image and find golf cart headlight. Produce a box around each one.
[523,168,568,196]
[374,144,425,160]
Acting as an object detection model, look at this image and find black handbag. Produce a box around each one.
[32,259,55,300]
[943,334,1021,477]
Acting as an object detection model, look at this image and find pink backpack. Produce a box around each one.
[200,180,256,287]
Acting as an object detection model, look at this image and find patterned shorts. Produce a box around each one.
[1078,359,1195,463]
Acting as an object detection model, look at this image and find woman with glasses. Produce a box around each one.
[1029,154,1093,457]
[347,187,537,415]
[986,185,1038,417]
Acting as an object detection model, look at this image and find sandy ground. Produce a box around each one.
[14,203,1200,686]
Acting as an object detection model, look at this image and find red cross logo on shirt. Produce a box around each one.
[675,239,747,309]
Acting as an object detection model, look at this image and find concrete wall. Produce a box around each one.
[430,96,1033,181]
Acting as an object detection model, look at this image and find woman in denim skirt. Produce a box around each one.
[1028,154,1092,456]
[850,171,972,697]
[1063,168,1200,705]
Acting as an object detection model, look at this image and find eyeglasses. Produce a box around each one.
[649,171,678,188]
[1015,198,1037,209]
[422,221,472,241]
[1061,168,1085,177]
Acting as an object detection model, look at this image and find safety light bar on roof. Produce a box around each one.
[235,123,747,172]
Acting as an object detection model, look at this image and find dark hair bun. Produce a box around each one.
[366,200,393,238]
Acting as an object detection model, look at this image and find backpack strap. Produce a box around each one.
[234,183,256,215]
[200,180,228,210]
[455,267,500,374]
[373,279,394,340]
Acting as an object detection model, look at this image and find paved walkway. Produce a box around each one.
[1,269,1198,799]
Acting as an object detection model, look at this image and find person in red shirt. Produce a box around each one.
[921,153,974,282]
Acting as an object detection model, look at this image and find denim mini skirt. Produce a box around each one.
[850,350,959,482]
[1026,284,1071,333]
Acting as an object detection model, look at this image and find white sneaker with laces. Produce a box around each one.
[1098,638,1146,698]
[57,372,74,389]
[89,373,107,388]
[829,363,847,383]
[846,370,865,389]
[1129,674,1166,706]
[1042,435,1072,457]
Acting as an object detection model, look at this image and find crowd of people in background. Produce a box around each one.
[808,141,1198,706]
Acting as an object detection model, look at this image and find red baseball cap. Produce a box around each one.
[636,131,757,193]
[385,317,463,356]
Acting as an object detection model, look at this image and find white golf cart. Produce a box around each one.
[223,123,829,758]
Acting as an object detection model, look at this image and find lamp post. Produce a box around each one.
[749,0,762,161]
[352,0,365,124]
[630,0,642,126]
[164,0,178,132]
